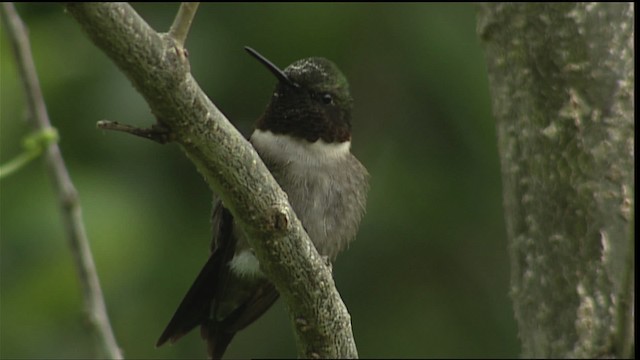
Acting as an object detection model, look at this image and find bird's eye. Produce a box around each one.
[321,93,333,105]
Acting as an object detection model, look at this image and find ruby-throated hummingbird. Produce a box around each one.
[156,47,369,359]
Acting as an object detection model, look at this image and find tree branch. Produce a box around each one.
[97,120,173,144]
[168,2,199,48]
[0,3,123,359]
[65,3,358,358]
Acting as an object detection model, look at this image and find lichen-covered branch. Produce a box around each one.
[0,3,123,358]
[478,3,634,358]
[65,3,358,358]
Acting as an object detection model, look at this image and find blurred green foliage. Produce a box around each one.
[1,3,518,358]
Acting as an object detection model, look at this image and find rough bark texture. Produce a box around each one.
[65,3,358,358]
[478,3,634,358]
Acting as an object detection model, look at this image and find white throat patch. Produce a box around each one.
[250,129,351,167]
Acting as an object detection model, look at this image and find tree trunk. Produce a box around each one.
[478,3,634,358]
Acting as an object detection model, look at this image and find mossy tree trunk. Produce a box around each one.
[478,3,634,358]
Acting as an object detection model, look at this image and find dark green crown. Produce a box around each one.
[246,47,353,143]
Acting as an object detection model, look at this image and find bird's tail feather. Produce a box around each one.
[201,322,236,360]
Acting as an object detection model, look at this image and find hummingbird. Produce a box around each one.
[156,47,369,359]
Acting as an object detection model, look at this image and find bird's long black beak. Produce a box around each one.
[245,46,297,87]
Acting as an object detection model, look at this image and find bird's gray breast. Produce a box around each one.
[249,130,368,260]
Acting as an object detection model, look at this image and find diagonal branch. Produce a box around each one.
[65,3,358,358]
[0,3,123,359]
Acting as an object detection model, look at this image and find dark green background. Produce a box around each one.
[1,3,518,358]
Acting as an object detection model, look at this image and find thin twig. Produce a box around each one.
[168,2,199,47]
[97,120,173,144]
[0,127,59,178]
[0,3,123,358]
